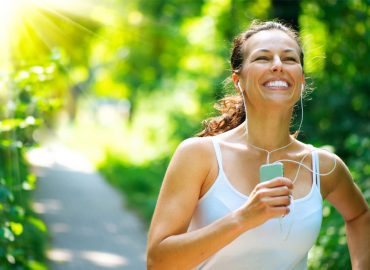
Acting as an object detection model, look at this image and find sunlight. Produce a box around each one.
[47,248,73,263]
[0,0,112,69]
[0,0,26,68]
[0,0,22,29]
[80,251,128,267]
[27,146,94,173]
[34,0,103,18]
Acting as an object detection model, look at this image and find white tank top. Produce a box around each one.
[188,138,323,270]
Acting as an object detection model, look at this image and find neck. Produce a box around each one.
[244,107,294,153]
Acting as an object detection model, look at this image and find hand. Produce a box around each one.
[236,177,293,230]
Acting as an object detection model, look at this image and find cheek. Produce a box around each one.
[243,65,264,84]
[289,65,304,76]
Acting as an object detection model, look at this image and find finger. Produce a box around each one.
[261,177,293,189]
[264,195,291,207]
[255,186,291,198]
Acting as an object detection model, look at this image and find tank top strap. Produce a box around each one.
[311,150,321,188]
[210,137,223,169]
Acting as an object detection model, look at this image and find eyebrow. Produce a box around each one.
[255,49,297,53]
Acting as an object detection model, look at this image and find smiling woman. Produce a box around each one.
[147,20,370,270]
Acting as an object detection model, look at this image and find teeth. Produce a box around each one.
[265,80,288,88]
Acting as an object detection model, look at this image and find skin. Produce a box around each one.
[147,30,370,270]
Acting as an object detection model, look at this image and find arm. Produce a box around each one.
[346,209,370,270]
[147,138,293,270]
[321,152,370,270]
[147,138,243,270]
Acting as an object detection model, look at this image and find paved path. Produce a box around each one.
[29,147,147,270]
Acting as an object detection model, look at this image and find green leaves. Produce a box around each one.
[0,227,15,242]
[0,187,14,203]
[0,63,59,269]
[300,1,370,269]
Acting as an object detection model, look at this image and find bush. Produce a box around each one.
[0,64,62,269]
[99,152,169,225]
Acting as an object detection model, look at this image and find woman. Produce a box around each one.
[147,21,369,270]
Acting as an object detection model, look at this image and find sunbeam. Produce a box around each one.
[0,0,27,68]
[0,0,113,69]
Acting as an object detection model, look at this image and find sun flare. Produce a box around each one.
[0,0,28,67]
[0,0,26,28]
[0,0,106,69]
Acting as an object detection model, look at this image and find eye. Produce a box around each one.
[254,56,269,62]
[283,57,298,62]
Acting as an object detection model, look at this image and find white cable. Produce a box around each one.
[276,148,337,240]
[280,194,295,241]
[274,153,337,178]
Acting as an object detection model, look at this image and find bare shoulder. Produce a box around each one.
[147,137,216,246]
[315,147,346,176]
[174,136,214,166]
[312,147,349,198]
[177,136,214,155]
[167,136,215,185]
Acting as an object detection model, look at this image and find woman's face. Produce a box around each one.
[239,29,304,107]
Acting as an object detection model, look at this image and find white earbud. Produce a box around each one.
[301,84,305,91]
[237,81,243,92]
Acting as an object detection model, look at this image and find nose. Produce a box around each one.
[271,55,283,72]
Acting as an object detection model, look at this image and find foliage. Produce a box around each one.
[300,1,370,269]
[0,62,62,269]
[0,3,103,266]
[99,153,169,225]
[0,2,106,268]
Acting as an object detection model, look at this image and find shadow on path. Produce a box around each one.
[29,147,147,270]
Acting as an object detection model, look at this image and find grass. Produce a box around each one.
[98,152,169,225]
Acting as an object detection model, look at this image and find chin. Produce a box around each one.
[263,94,298,107]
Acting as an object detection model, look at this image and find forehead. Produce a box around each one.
[244,29,300,55]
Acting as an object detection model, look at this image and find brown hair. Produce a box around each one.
[197,20,304,137]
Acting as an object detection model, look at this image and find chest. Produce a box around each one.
[202,147,319,200]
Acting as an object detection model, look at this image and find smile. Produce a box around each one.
[263,80,289,90]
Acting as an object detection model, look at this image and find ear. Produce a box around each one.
[300,74,305,91]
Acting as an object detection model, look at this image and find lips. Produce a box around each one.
[263,79,290,90]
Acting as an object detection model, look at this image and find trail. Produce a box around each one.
[30,146,147,270]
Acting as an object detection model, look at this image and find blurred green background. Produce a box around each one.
[0,0,369,269]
